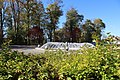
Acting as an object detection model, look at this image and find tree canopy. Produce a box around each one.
[0,0,106,45]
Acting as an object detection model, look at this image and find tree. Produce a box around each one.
[81,19,105,42]
[0,0,4,44]
[46,1,63,41]
[64,8,84,42]
[92,18,105,40]
[20,0,45,44]
[4,0,22,44]
[0,0,8,44]
[28,26,44,45]
[81,19,94,42]
[6,0,46,44]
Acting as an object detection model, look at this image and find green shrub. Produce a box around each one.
[0,40,120,80]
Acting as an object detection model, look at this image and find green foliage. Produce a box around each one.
[64,8,83,42]
[5,0,46,45]
[1,0,107,44]
[81,19,105,43]
[0,41,120,79]
[46,1,63,41]
[0,41,46,80]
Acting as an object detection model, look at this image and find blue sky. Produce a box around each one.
[43,0,120,36]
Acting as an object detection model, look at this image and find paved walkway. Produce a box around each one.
[1,45,44,54]
[11,48,44,54]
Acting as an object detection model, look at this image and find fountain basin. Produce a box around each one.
[35,42,95,51]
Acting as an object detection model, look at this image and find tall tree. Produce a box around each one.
[81,19,95,42]
[0,0,4,44]
[93,18,105,40]
[6,0,45,44]
[46,1,63,41]
[81,19,105,42]
[64,8,84,42]
[21,0,45,44]
[5,0,25,44]
[0,0,8,44]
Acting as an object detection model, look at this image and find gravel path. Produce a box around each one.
[12,48,45,54]
[0,45,45,54]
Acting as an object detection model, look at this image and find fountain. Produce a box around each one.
[35,42,95,51]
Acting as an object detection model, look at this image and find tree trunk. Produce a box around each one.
[16,1,20,44]
[27,1,30,45]
[53,25,56,42]
[0,8,3,44]
[11,2,17,44]
[70,21,73,42]
[49,29,52,42]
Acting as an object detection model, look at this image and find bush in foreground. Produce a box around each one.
[0,41,120,80]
